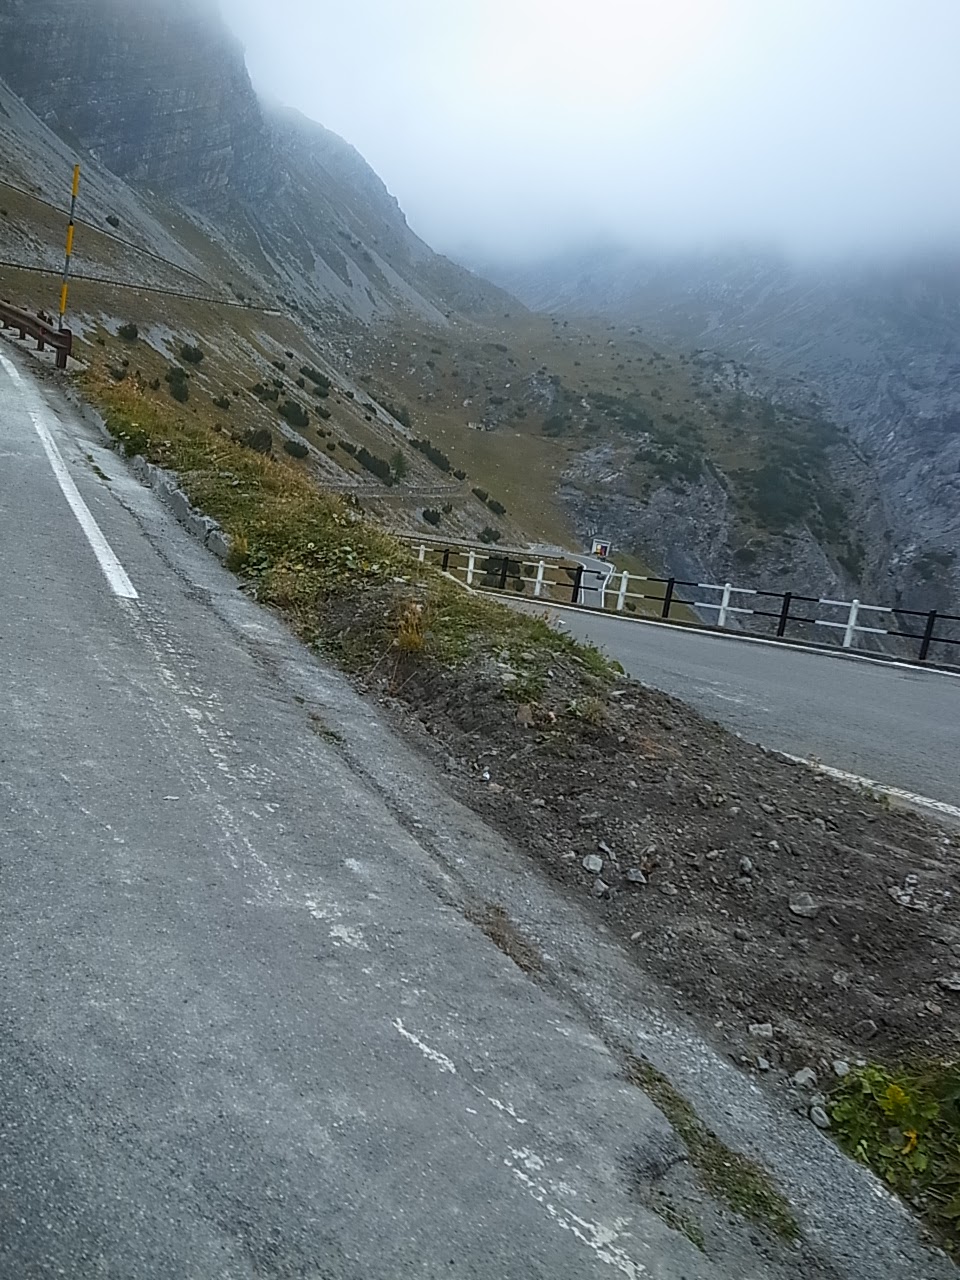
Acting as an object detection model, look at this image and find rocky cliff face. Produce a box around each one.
[489,247,960,614]
[0,0,509,324]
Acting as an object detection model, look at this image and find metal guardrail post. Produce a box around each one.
[919,611,938,663]
[571,564,584,604]
[777,592,792,637]
[499,556,510,590]
[466,550,475,586]
[717,582,733,628]
[843,599,860,648]
[418,544,426,563]
[616,570,629,612]
[534,560,546,597]
[661,578,675,619]
[441,548,450,573]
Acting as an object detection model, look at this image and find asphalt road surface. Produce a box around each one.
[542,607,960,810]
[0,348,719,1279]
[3,343,955,1280]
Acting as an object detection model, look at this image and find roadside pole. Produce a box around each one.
[58,164,80,331]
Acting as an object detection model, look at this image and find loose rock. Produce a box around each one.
[810,1105,831,1130]
[788,892,820,918]
[582,854,603,874]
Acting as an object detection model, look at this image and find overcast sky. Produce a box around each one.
[220,0,960,261]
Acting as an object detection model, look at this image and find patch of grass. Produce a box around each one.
[627,1056,799,1241]
[83,368,615,706]
[830,1062,960,1254]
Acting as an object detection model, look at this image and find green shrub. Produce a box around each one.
[355,447,393,484]
[270,359,286,372]
[422,508,442,526]
[478,525,502,544]
[212,394,231,411]
[164,365,189,403]
[831,1063,960,1254]
[283,439,309,459]
[179,344,204,365]
[453,468,467,481]
[301,366,332,394]
[105,214,120,228]
[118,323,138,342]
[338,440,357,455]
[411,438,451,472]
[391,449,408,481]
[245,427,273,454]
[487,498,507,517]
[295,376,306,389]
[278,400,309,429]
[472,486,489,503]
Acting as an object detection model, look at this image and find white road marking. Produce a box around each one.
[0,351,138,599]
[782,753,960,822]
[393,1018,458,1073]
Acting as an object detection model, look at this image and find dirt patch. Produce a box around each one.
[323,594,960,1074]
[465,902,543,974]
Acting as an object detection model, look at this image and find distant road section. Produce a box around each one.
[538,607,960,810]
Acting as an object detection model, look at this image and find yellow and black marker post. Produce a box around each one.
[58,164,80,331]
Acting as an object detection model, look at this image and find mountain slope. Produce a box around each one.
[490,246,960,613]
[0,0,510,326]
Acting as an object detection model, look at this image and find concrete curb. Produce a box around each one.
[126,454,231,561]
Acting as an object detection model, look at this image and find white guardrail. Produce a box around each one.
[402,536,960,666]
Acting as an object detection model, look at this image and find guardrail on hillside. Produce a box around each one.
[0,300,73,369]
[405,537,960,667]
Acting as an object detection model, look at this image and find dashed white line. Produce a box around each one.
[0,350,138,600]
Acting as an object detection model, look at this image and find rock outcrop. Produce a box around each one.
[0,0,510,325]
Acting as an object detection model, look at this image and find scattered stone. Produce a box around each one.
[739,856,754,876]
[832,1059,851,1078]
[757,1056,771,1072]
[578,811,601,826]
[749,1022,774,1039]
[733,926,750,942]
[937,973,960,992]
[792,1067,818,1088]
[811,817,827,832]
[853,1018,878,1041]
[630,930,643,942]
[516,704,535,727]
[788,892,820,918]
[531,797,546,808]
[488,782,504,794]
[582,854,603,874]
[627,779,638,790]
[598,840,615,857]
[626,867,647,885]
[831,970,850,988]
[760,802,776,815]
[592,878,610,898]
[810,1105,831,1130]
[658,882,679,897]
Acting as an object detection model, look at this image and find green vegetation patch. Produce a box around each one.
[830,1062,960,1254]
[627,1056,799,1241]
[85,373,609,687]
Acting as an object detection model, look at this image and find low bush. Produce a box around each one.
[411,438,451,472]
[422,508,442,526]
[478,525,502,544]
[179,344,204,365]
[278,400,309,429]
[283,439,309,459]
[118,323,138,342]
